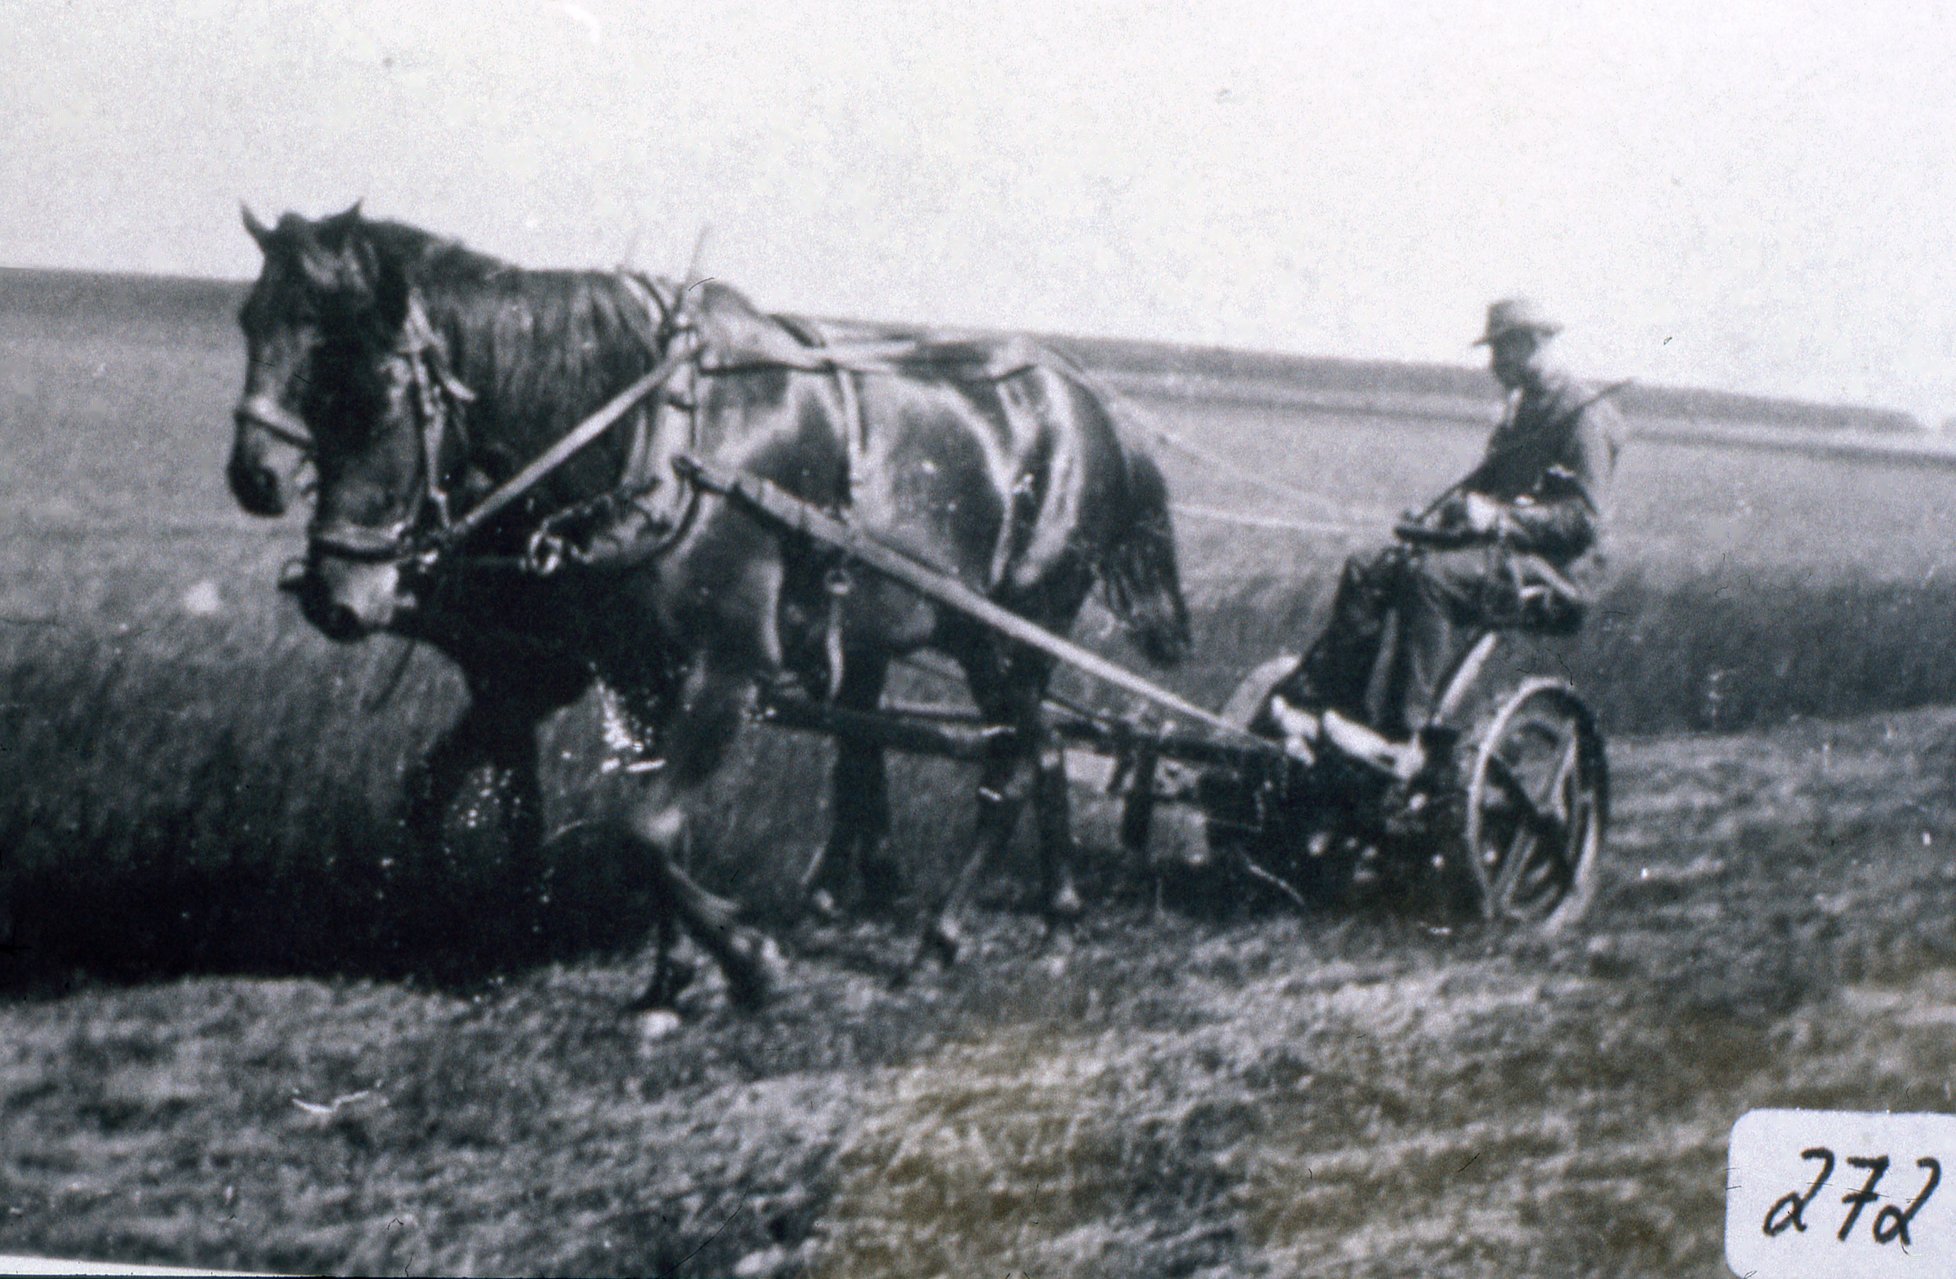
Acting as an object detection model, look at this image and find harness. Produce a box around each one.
[306,294,477,564]
[516,274,712,575]
[300,279,702,574]
[266,279,1095,708]
[294,277,1052,604]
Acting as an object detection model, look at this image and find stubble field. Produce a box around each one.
[3,272,1956,1276]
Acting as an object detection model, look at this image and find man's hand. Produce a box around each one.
[1430,491,1503,534]
[1461,492,1504,535]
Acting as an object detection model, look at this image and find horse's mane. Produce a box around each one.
[357,219,673,470]
[356,218,504,287]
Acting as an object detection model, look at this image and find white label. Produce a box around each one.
[1727,1108,1956,1278]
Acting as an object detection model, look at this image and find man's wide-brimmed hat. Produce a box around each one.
[1473,297,1562,345]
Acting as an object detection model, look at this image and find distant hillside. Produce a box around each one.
[0,267,240,351]
[0,266,1922,438]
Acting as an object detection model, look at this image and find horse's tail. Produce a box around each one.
[1100,435,1193,668]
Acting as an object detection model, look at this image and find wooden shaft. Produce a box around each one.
[758,693,1008,760]
[1045,713,1284,770]
[680,456,1275,750]
[766,689,1271,774]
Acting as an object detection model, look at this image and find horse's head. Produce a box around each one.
[231,203,436,641]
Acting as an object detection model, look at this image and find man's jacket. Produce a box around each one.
[1465,370,1623,564]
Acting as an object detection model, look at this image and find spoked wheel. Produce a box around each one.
[1459,678,1608,931]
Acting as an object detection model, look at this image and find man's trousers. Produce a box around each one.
[1271,543,1582,740]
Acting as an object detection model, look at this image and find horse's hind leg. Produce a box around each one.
[908,651,1041,973]
[1005,652,1083,929]
[799,655,897,918]
[911,740,1033,972]
[1030,713,1083,924]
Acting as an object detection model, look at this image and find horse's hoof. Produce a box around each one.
[1047,882,1085,923]
[725,935,781,1011]
[636,1009,684,1044]
[860,856,905,916]
[919,919,961,970]
[1038,911,1078,947]
[627,956,698,1013]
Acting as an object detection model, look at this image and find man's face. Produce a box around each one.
[1489,329,1542,390]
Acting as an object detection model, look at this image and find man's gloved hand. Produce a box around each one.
[1431,491,1503,533]
[1460,491,1505,535]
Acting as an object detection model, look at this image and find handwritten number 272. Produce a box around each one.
[1763,1147,1941,1245]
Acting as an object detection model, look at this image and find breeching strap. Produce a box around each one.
[436,331,700,552]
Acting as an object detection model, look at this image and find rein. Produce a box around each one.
[305,294,476,564]
[300,276,1033,584]
[303,279,703,578]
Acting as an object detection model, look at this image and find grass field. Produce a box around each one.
[4,271,1956,1275]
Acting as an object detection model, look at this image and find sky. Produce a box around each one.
[5,0,1955,421]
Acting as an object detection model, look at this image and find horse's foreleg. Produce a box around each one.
[633,873,698,1012]
[626,658,780,1010]
[404,703,499,851]
[649,847,773,1009]
[408,693,562,872]
[487,727,551,923]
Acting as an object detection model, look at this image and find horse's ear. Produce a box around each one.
[304,204,371,293]
[320,201,365,238]
[241,204,275,251]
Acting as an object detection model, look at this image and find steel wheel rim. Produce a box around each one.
[1463,681,1605,930]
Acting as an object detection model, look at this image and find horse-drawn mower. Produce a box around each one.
[689,458,1609,933]
[232,206,1608,992]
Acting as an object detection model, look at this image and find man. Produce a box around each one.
[1268,297,1622,748]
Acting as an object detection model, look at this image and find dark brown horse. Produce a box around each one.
[227,205,1191,1008]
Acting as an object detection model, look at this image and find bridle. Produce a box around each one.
[280,276,708,581]
[303,293,477,567]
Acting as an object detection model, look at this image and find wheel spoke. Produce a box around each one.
[1483,751,1568,848]
[1462,682,1604,930]
[1484,730,1579,917]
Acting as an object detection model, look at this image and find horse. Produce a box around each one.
[227,204,1192,1009]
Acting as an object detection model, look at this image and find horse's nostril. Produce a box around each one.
[296,580,366,642]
